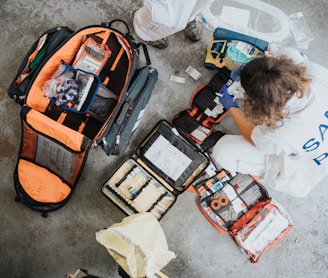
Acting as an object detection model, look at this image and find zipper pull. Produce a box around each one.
[111,134,121,155]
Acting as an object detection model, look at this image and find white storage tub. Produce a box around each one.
[201,0,290,42]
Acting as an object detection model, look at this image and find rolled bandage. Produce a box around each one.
[210,195,229,210]
[218,195,229,207]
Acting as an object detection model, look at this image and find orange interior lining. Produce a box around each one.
[18,159,71,203]
[25,26,134,141]
[26,109,85,152]
[26,27,114,112]
[110,47,125,71]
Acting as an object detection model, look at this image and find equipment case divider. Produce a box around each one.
[102,120,209,220]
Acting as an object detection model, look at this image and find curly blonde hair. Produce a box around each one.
[240,55,311,128]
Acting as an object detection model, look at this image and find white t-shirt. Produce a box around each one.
[251,62,328,197]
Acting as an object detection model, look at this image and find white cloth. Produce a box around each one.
[213,51,328,198]
[133,0,214,41]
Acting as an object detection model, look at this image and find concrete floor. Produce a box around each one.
[1,0,328,277]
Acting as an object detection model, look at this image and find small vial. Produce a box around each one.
[128,186,136,196]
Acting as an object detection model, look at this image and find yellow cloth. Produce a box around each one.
[96,212,176,278]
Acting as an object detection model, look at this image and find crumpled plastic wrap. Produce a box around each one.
[96,212,176,277]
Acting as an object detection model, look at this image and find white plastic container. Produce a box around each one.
[201,0,290,42]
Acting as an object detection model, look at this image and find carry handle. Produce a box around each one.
[105,19,131,36]
[103,19,151,65]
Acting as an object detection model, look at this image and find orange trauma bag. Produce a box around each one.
[11,20,158,216]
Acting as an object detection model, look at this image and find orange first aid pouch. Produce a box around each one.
[194,168,294,263]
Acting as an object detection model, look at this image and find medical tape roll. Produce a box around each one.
[210,196,229,210]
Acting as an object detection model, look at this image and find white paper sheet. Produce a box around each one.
[144,135,192,181]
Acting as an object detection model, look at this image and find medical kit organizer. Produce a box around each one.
[101,120,209,220]
[172,68,231,150]
[204,27,269,70]
[193,168,294,263]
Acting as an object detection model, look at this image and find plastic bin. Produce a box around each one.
[201,0,290,42]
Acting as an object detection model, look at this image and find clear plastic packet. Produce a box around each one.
[73,37,111,74]
[43,63,75,98]
[289,12,314,49]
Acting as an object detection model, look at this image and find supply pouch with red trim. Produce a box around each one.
[193,168,293,263]
[172,68,231,151]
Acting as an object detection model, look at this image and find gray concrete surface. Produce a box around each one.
[0,0,327,277]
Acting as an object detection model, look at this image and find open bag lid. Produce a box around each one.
[196,169,271,232]
[135,120,209,194]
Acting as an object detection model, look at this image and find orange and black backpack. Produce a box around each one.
[8,20,158,216]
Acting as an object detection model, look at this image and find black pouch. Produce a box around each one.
[172,69,230,150]
[8,26,74,105]
[101,120,209,220]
